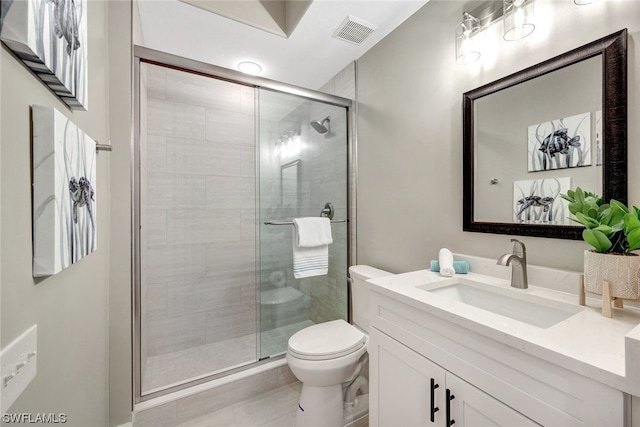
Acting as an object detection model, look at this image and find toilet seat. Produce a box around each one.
[288,319,366,361]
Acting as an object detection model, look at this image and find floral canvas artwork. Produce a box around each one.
[513,177,571,224]
[32,105,96,276]
[527,112,591,172]
[1,0,88,110]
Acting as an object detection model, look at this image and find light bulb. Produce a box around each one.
[503,0,535,41]
[456,12,481,65]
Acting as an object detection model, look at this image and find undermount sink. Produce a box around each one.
[418,279,581,328]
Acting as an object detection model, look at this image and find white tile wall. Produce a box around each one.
[166,209,242,245]
[145,311,208,356]
[148,100,206,140]
[146,244,207,282]
[145,173,207,210]
[205,241,255,275]
[164,137,243,177]
[205,177,256,209]
[205,108,255,145]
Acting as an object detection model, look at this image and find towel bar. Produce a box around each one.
[264,219,347,226]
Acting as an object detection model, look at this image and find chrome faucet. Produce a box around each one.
[497,239,528,289]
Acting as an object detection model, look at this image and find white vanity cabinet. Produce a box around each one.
[371,327,443,426]
[368,290,626,427]
[370,327,539,427]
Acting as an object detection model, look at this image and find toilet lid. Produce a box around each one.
[288,319,366,361]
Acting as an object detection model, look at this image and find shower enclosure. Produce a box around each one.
[134,49,352,400]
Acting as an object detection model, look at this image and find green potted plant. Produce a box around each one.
[561,187,640,304]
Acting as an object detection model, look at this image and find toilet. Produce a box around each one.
[286,265,392,427]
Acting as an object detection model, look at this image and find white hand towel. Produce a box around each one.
[292,218,332,278]
[438,248,455,277]
[293,217,333,247]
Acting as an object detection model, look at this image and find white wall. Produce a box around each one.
[1,1,133,426]
[356,0,640,274]
[108,1,134,425]
[1,1,110,425]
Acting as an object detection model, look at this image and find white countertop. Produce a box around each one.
[366,258,640,396]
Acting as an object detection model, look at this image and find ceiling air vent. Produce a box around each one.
[332,16,377,45]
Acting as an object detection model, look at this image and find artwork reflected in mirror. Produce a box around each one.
[463,29,627,240]
[528,113,591,172]
[513,177,571,224]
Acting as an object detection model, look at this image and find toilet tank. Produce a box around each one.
[349,265,392,333]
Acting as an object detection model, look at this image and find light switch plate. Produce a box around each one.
[1,325,37,413]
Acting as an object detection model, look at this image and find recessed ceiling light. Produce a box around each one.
[237,61,262,75]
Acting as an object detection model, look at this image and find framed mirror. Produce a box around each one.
[281,159,300,211]
[463,29,627,239]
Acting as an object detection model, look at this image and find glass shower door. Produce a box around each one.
[138,62,259,394]
[257,88,349,359]
[136,58,351,398]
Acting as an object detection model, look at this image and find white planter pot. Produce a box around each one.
[583,250,640,299]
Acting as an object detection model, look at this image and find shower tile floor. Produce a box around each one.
[172,381,369,427]
[143,321,314,393]
[175,381,301,427]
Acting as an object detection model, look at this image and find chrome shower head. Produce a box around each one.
[310,116,330,134]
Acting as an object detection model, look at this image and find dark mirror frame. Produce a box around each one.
[463,29,627,240]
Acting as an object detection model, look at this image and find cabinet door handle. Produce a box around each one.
[446,388,455,426]
[430,378,439,422]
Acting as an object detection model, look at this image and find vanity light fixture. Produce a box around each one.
[237,61,263,75]
[503,0,535,41]
[274,130,301,158]
[455,12,481,65]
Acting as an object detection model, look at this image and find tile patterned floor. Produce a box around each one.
[170,381,368,427]
[174,382,299,427]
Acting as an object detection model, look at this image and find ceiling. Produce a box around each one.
[135,0,431,90]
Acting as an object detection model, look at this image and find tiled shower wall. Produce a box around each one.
[140,63,257,392]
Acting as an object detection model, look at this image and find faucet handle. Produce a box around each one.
[510,238,526,257]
